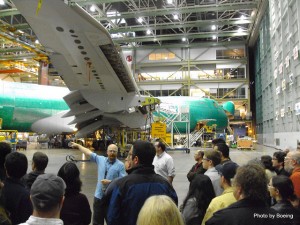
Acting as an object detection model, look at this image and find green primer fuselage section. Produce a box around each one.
[0,82,69,132]
[0,82,229,133]
[156,97,228,132]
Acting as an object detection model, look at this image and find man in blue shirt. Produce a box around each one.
[71,142,126,225]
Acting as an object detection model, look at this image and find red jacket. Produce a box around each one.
[290,167,300,198]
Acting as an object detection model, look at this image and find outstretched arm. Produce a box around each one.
[70,142,93,156]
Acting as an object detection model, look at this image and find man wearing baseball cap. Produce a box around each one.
[19,173,66,225]
[201,162,238,225]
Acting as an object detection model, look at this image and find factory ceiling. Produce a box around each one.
[0,0,264,83]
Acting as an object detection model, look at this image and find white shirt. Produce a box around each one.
[153,151,176,180]
[19,216,63,225]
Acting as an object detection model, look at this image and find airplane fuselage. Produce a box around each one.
[157,97,228,132]
[0,82,69,132]
[0,82,229,134]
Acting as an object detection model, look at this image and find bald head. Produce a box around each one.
[108,144,118,151]
[107,144,118,161]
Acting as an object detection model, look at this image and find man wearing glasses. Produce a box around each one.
[284,151,300,198]
[70,142,126,225]
[272,151,289,176]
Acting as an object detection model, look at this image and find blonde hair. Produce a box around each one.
[137,195,184,225]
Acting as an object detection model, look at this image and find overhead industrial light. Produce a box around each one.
[211,25,216,30]
[182,37,187,42]
[240,15,245,20]
[173,14,179,20]
[166,0,173,4]
[90,5,96,12]
[0,0,5,5]
[212,35,217,40]
[137,17,143,23]
[35,39,39,44]
[237,28,243,33]
[146,29,151,35]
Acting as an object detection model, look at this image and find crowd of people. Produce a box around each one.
[0,139,299,225]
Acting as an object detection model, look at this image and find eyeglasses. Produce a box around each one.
[203,157,211,161]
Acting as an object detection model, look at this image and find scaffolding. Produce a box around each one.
[157,103,192,150]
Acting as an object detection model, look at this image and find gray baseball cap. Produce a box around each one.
[31,173,66,211]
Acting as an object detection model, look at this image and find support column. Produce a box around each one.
[38,61,49,85]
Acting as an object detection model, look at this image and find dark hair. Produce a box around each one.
[0,142,12,168]
[132,141,156,166]
[273,151,286,163]
[216,143,229,158]
[261,155,274,171]
[197,150,204,158]
[0,142,12,180]
[57,162,81,194]
[157,141,166,151]
[5,152,28,179]
[212,138,226,145]
[235,163,268,202]
[182,174,215,220]
[272,175,294,200]
[204,150,221,167]
[33,152,48,171]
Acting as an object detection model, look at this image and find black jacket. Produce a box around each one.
[106,165,178,225]
[60,192,92,225]
[206,198,277,225]
[271,200,300,225]
[275,168,290,177]
[22,171,44,190]
[1,178,32,225]
[187,162,206,182]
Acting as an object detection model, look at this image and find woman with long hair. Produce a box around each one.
[181,174,215,225]
[57,162,91,225]
[268,175,300,223]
